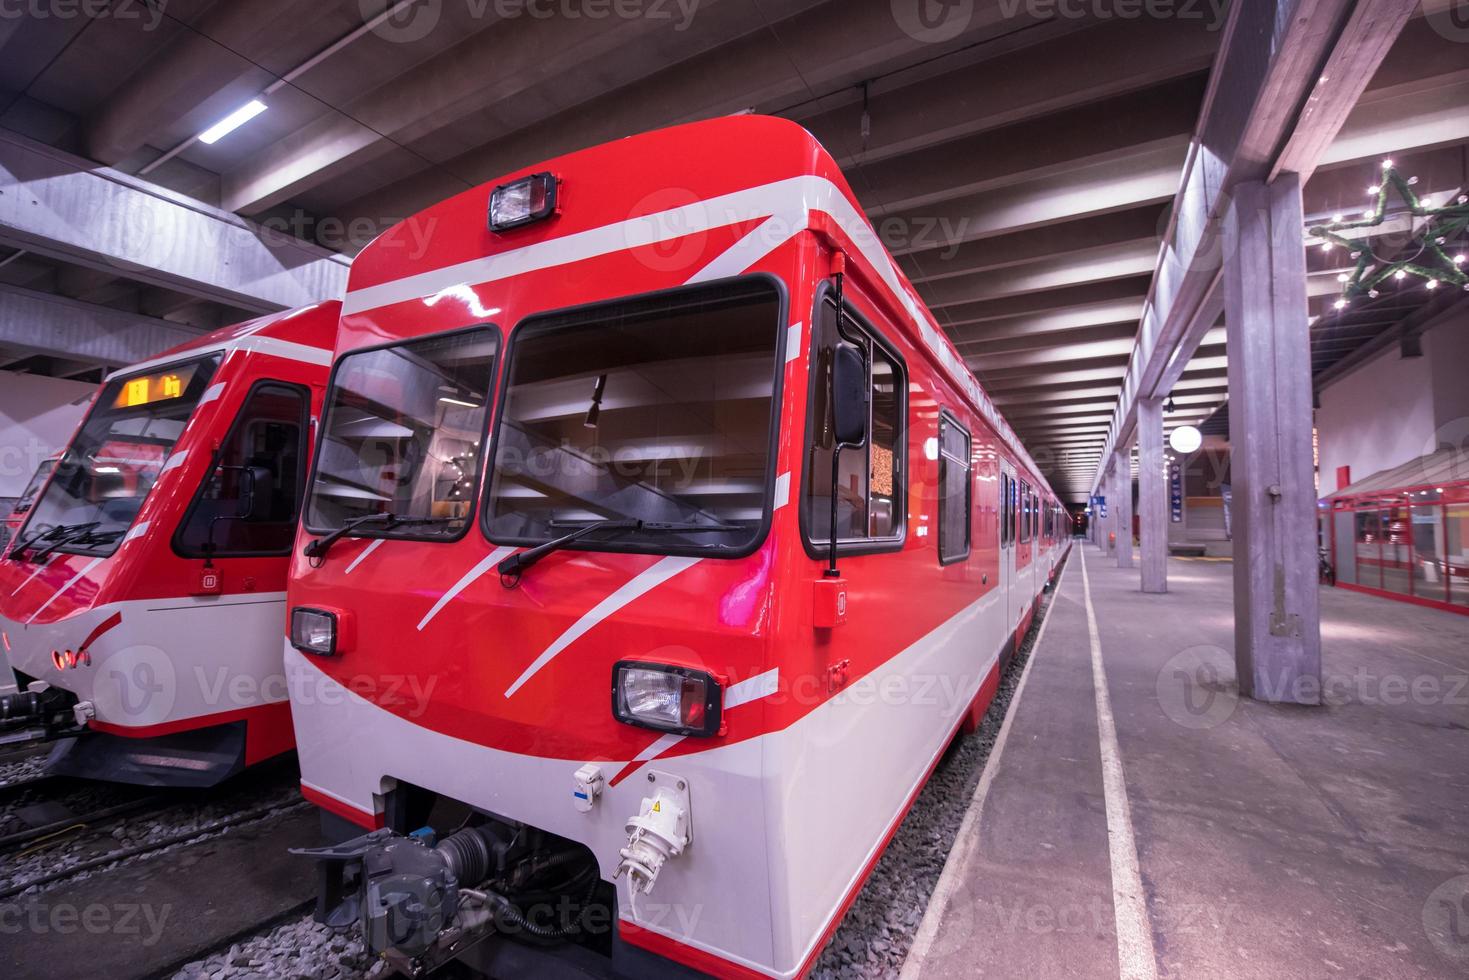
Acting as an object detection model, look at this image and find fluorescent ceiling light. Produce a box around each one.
[198,100,267,145]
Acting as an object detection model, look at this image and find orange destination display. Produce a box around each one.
[112,363,201,409]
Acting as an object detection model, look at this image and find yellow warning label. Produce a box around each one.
[652,800,662,813]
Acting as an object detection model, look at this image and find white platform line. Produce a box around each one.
[899,552,1070,980]
[1081,545,1159,980]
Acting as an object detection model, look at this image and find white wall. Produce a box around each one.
[0,371,95,499]
[1316,307,1469,496]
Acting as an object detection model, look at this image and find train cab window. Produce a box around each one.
[803,294,907,551]
[20,354,223,557]
[937,412,970,564]
[307,327,499,541]
[175,383,308,556]
[485,278,783,556]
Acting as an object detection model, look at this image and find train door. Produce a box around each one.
[999,459,1016,641]
[172,380,312,589]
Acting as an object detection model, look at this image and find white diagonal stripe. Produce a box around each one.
[27,558,104,624]
[345,538,385,575]
[684,215,801,284]
[785,321,803,362]
[504,555,701,698]
[773,472,791,511]
[161,451,188,475]
[417,547,515,631]
[724,667,780,710]
[10,556,54,596]
[632,732,685,763]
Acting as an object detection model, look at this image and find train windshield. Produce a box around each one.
[11,458,57,516]
[306,328,499,537]
[484,279,782,555]
[22,354,223,557]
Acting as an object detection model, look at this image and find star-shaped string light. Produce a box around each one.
[1308,158,1469,312]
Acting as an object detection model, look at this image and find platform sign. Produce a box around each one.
[1093,494,1107,519]
[1169,464,1183,523]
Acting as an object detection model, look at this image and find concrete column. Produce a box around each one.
[1138,397,1167,592]
[1115,450,1134,569]
[1222,175,1321,705]
[1103,463,1117,555]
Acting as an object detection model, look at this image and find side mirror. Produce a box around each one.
[238,466,275,522]
[831,342,868,447]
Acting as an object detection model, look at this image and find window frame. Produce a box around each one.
[480,273,789,561]
[172,379,312,559]
[1018,479,1031,545]
[999,471,1010,549]
[936,409,972,566]
[27,351,224,560]
[302,322,502,545]
[798,280,910,560]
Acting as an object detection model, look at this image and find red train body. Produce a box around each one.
[284,117,1067,977]
[0,303,338,785]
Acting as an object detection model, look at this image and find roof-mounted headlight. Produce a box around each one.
[489,172,558,232]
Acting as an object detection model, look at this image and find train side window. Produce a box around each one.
[802,292,907,553]
[174,382,309,557]
[1019,480,1032,545]
[937,411,970,565]
[999,472,1009,548]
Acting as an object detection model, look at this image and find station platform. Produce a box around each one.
[902,542,1469,980]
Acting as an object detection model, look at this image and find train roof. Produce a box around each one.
[345,115,1054,498]
[105,299,341,381]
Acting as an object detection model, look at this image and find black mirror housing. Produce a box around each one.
[831,342,868,447]
[238,466,275,522]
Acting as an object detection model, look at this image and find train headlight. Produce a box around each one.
[488,172,557,232]
[612,662,721,738]
[291,607,340,656]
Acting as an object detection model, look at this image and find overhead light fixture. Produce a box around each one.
[198,99,267,145]
[1169,425,1203,455]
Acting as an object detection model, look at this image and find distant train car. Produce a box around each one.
[0,455,60,554]
[0,302,339,786]
[285,117,1067,978]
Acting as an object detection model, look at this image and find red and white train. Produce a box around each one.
[0,302,338,785]
[285,116,1067,978]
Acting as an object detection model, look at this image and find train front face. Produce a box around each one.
[0,305,337,782]
[286,280,794,978]
[283,119,841,979]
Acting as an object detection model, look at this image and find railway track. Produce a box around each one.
[0,792,168,857]
[0,801,320,980]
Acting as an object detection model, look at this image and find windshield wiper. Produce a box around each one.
[304,513,456,561]
[7,522,99,562]
[30,527,124,561]
[497,519,741,581]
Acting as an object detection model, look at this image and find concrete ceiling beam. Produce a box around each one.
[0,129,349,314]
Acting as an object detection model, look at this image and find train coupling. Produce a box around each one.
[294,818,606,977]
[0,682,88,744]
